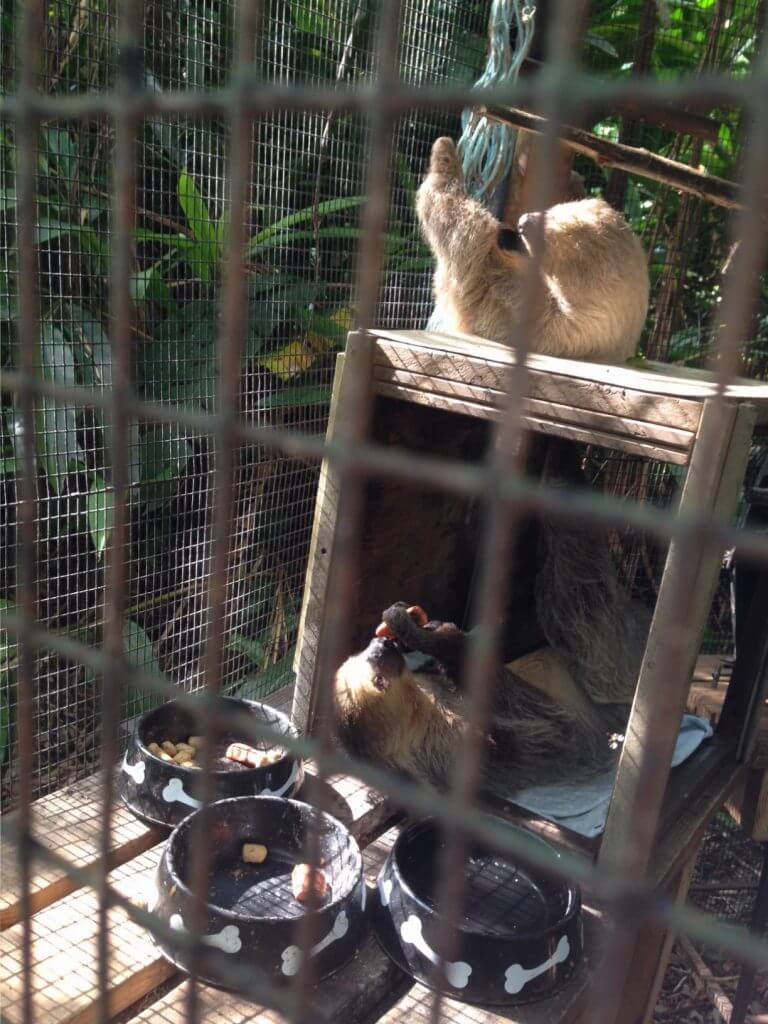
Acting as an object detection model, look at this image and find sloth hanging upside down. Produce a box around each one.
[333,517,651,795]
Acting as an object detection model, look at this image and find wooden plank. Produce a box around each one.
[636,854,699,1024]
[299,767,400,848]
[370,330,768,411]
[0,773,163,931]
[0,685,295,932]
[122,928,409,1024]
[373,365,695,452]
[0,847,173,1024]
[292,336,376,733]
[375,341,704,433]
[373,381,691,465]
[599,400,753,875]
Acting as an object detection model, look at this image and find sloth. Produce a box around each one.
[333,514,651,794]
[416,136,650,363]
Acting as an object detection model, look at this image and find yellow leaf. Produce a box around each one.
[306,305,355,352]
[261,340,315,382]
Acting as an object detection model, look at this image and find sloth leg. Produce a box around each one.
[535,515,651,709]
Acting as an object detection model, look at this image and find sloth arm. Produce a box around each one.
[381,603,467,683]
[416,139,500,278]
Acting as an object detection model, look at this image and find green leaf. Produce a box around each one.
[65,304,113,388]
[42,127,78,184]
[130,262,173,307]
[289,0,351,43]
[0,186,17,212]
[123,618,162,674]
[0,670,10,767]
[178,172,219,248]
[0,267,16,321]
[233,646,296,701]
[134,228,190,246]
[79,192,109,223]
[38,322,82,487]
[138,425,192,508]
[393,150,417,198]
[247,196,366,252]
[121,618,164,714]
[248,225,391,256]
[226,633,266,665]
[388,255,434,273]
[87,477,115,557]
[585,30,619,59]
[255,385,332,411]
[0,598,19,666]
[35,215,98,247]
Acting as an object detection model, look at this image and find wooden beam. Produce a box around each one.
[0,773,163,931]
[520,58,722,144]
[481,104,742,209]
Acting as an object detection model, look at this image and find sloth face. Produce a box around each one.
[335,636,406,697]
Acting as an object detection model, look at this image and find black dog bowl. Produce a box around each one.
[150,796,366,989]
[374,818,582,1006]
[119,696,302,829]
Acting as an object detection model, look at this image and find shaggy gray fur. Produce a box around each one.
[380,514,651,792]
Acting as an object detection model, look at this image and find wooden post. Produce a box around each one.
[291,334,375,733]
[600,400,756,872]
[595,400,755,1024]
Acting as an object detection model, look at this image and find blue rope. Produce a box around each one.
[457,1,537,200]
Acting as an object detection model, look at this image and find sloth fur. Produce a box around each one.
[417,137,650,363]
[333,513,651,794]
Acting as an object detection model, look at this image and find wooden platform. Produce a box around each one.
[370,329,768,466]
[1,671,745,1024]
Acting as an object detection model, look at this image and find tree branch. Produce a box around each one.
[481,104,742,210]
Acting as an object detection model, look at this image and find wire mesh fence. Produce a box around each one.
[2,0,768,809]
[2,0,768,1022]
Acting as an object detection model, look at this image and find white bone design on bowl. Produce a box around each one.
[169,913,242,953]
[504,935,570,994]
[400,914,472,989]
[361,882,367,912]
[261,760,299,798]
[379,878,393,907]
[280,910,349,977]
[121,753,146,785]
[145,884,159,914]
[161,777,202,809]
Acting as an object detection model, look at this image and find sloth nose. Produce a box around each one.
[366,636,405,673]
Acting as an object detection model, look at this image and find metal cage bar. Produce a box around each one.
[3,1,768,1023]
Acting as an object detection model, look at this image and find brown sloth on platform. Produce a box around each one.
[417,136,650,363]
[333,516,651,794]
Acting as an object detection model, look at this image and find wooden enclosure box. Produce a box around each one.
[293,327,768,854]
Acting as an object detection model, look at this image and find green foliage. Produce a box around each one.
[0,599,18,768]
[86,477,115,557]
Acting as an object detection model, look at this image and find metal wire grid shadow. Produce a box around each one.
[2,1,768,1024]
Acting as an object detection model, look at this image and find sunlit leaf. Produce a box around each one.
[87,476,115,557]
[178,171,219,247]
[260,340,316,382]
[247,196,366,251]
